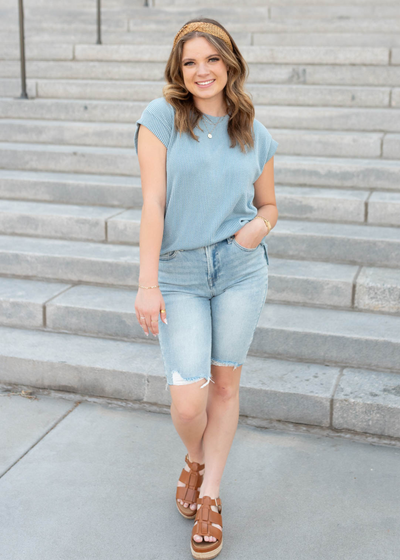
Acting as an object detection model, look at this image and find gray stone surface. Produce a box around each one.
[355,267,400,313]
[0,169,142,207]
[4,60,400,87]
[74,44,391,66]
[46,284,142,339]
[0,326,150,401]
[239,357,339,427]
[107,208,141,244]
[275,156,400,190]
[276,185,368,222]
[35,80,393,107]
[0,397,399,560]
[271,5,400,20]
[0,43,73,60]
[392,48,400,65]
[254,31,400,48]
[273,129,382,158]
[257,303,400,371]
[256,105,400,133]
[0,393,75,475]
[0,235,139,285]
[0,277,70,328]
[0,142,135,176]
[0,325,336,428]
[269,219,400,267]
[1,99,400,134]
[333,368,400,438]
[266,258,357,308]
[0,199,124,241]
[368,191,400,226]
[0,118,136,147]
[383,133,400,159]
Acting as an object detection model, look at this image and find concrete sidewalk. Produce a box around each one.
[0,390,399,560]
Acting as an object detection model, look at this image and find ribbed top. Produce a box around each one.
[134,97,278,254]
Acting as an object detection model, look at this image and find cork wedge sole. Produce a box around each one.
[176,453,205,520]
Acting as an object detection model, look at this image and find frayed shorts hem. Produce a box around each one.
[165,359,243,390]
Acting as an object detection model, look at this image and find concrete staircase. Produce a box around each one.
[1,0,400,440]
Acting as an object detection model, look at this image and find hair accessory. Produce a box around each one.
[173,21,233,52]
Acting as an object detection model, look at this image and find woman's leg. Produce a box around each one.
[170,379,209,510]
[192,363,243,543]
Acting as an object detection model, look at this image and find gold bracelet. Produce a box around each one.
[254,215,272,234]
[138,284,159,289]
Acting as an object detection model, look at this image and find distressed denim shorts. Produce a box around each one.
[157,234,269,389]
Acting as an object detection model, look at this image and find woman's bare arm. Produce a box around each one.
[135,124,168,336]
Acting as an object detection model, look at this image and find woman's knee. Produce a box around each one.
[170,379,208,421]
[211,379,240,401]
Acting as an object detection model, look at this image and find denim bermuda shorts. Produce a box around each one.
[157,235,269,389]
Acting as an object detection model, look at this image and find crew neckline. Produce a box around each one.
[202,113,229,120]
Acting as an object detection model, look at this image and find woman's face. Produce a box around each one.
[181,36,229,103]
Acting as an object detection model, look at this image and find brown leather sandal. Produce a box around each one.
[190,496,223,559]
[176,453,205,519]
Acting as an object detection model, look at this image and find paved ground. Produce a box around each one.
[0,390,399,560]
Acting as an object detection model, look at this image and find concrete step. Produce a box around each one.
[45,282,400,344]
[0,119,389,158]
[268,5,400,19]
[0,79,36,98]
[3,60,400,87]
[1,240,399,312]
[0,200,127,242]
[2,44,389,65]
[2,324,400,438]
[1,98,400,133]
[1,278,398,371]
[0,142,135,176]
[5,80,394,108]
[1,180,398,227]
[3,14,400,34]
[1,143,400,187]
[72,44,391,65]
[2,30,400,48]
[276,155,400,190]
[270,219,400,267]
[253,32,400,48]
[0,169,141,207]
[0,235,140,287]
[276,187,400,227]
[0,271,400,370]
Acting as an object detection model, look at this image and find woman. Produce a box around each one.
[134,18,278,560]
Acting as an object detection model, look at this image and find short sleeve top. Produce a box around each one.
[134,97,278,254]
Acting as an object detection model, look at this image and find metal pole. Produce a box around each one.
[18,0,28,98]
[96,0,101,44]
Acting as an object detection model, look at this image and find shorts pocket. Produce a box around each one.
[159,250,179,261]
[262,243,269,265]
[232,237,260,252]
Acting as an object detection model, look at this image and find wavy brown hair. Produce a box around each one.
[162,18,255,153]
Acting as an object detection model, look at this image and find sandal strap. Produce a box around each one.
[191,496,223,542]
[185,453,205,472]
[176,455,205,506]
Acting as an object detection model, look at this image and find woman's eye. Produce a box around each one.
[183,57,220,66]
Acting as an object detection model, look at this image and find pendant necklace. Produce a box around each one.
[201,114,226,139]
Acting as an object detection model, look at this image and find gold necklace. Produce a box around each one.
[201,114,226,139]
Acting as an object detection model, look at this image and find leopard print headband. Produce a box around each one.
[173,22,233,52]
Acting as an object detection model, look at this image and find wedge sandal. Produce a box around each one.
[176,453,205,519]
[190,496,223,560]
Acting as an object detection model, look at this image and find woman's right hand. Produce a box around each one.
[135,287,168,337]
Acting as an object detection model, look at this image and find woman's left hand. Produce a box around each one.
[234,218,268,249]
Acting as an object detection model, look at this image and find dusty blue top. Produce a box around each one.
[134,97,278,254]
